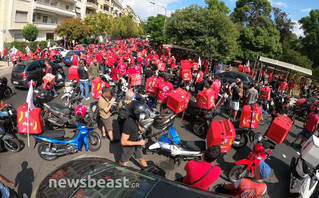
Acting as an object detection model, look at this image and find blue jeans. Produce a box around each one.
[0,111,9,118]
[80,80,89,99]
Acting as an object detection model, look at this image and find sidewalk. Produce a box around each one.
[0,61,11,67]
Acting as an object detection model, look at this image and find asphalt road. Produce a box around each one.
[0,61,302,198]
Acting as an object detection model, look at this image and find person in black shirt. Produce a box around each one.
[78,59,90,100]
[197,75,212,92]
[119,102,147,168]
[271,97,290,121]
[228,78,243,121]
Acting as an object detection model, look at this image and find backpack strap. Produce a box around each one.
[187,166,213,185]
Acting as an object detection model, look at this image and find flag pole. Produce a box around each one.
[27,102,30,147]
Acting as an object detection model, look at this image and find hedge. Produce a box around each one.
[4,40,57,54]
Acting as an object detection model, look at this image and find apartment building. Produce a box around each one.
[0,0,129,51]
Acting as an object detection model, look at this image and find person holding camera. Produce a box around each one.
[119,101,148,168]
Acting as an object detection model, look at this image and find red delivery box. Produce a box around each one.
[129,74,142,86]
[158,63,166,72]
[260,86,271,101]
[17,103,44,135]
[238,65,244,72]
[42,73,56,90]
[266,115,292,144]
[167,88,191,113]
[181,60,192,70]
[243,66,250,73]
[207,120,236,153]
[192,63,199,71]
[68,65,79,81]
[182,69,192,81]
[196,88,215,110]
[146,76,163,95]
[91,77,106,99]
[239,104,262,129]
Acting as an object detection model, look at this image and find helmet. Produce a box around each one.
[284,96,290,104]
[129,100,151,121]
[254,133,263,142]
[75,105,87,117]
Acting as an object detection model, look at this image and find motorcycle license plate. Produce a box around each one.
[13,81,18,85]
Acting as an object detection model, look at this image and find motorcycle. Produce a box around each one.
[289,135,319,198]
[33,88,55,109]
[34,119,101,161]
[61,80,81,108]
[293,96,319,119]
[228,134,275,182]
[192,92,228,136]
[0,121,21,152]
[43,102,98,129]
[0,77,12,99]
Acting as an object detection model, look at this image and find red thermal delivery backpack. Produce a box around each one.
[207,120,236,153]
[260,86,271,101]
[182,69,192,82]
[68,65,79,81]
[181,60,192,70]
[42,73,56,90]
[167,88,191,114]
[17,103,44,135]
[196,88,215,110]
[266,115,292,144]
[239,104,262,129]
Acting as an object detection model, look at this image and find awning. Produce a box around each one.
[163,44,194,52]
[259,56,312,76]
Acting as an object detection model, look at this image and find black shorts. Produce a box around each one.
[121,146,144,163]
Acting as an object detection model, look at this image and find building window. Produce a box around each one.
[43,16,48,23]
[51,17,58,24]
[15,11,28,22]
[66,5,69,10]
[45,0,49,4]
[76,7,81,13]
[14,33,23,41]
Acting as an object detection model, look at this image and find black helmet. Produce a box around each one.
[284,96,290,104]
[129,100,151,120]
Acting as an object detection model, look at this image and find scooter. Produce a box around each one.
[43,102,98,129]
[148,124,206,165]
[0,77,12,99]
[289,135,319,198]
[61,80,81,108]
[34,119,101,161]
[0,122,21,152]
[228,134,275,182]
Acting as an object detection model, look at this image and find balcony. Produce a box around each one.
[34,22,57,30]
[63,0,77,3]
[103,9,109,15]
[86,2,98,10]
[34,1,75,17]
[103,0,110,6]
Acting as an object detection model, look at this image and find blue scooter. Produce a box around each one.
[34,121,101,161]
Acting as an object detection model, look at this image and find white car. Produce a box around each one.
[49,47,69,57]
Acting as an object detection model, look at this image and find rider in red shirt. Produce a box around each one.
[156,74,173,111]
[278,79,288,93]
[223,160,271,198]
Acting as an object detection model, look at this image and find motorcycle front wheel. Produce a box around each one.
[3,87,12,98]
[228,164,249,182]
[38,143,58,161]
[232,134,248,148]
[3,138,21,152]
[193,122,207,136]
[88,131,101,152]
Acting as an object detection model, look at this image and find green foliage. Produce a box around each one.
[84,12,112,38]
[167,5,239,61]
[299,9,319,68]
[4,41,47,53]
[145,14,165,41]
[22,24,39,42]
[272,8,296,43]
[110,16,143,39]
[55,18,90,42]
[231,0,272,27]
[279,42,313,69]
[205,0,230,14]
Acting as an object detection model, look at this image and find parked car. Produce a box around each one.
[49,47,69,57]
[11,59,64,89]
[36,157,230,198]
[216,71,253,90]
[63,50,85,67]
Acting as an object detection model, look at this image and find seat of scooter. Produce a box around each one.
[188,100,197,110]
[47,102,71,114]
[181,140,206,152]
[40,130,65,140]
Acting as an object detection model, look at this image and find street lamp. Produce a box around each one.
[149,1,167,41]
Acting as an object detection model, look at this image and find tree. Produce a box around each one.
[231,0,272,27]
[109,16,142,39]
[272,8,296,43]
[145,14,165,41]
[84,12,111,39]
[205,0,230,14]
[22,24,39,41]
[55,18,90,42]
[299,9,319,68]
[167,5,239,61]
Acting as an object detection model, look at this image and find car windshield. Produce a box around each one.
[71,166,158,198]
[65,51,73,57]
[13,65,25,73]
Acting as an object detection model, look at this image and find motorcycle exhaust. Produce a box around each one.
[41,151,65,156]
[47,118,64,127]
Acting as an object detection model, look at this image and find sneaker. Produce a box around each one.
[85,97,90,101]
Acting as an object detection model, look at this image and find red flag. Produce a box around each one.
[23,44,26,49]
